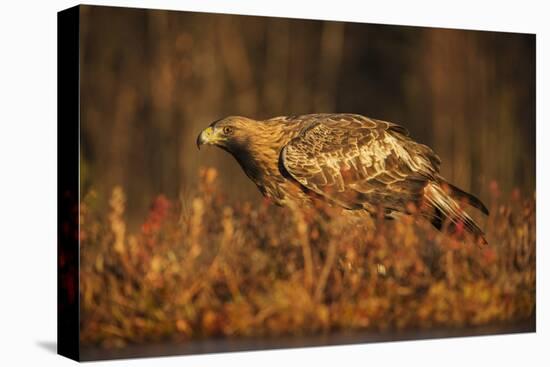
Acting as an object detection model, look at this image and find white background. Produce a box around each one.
[0,0,547,365]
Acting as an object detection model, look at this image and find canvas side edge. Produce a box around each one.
[57,5,81,362]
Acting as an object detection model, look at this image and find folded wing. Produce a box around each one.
[280,114,441,215]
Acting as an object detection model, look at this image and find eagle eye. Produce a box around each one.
[222,126,233,135]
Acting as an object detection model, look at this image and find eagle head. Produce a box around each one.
[197,115,289,185]
[196,116,259,154]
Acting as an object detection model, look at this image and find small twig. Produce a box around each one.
[292,208,314,293]
[314,239,338,302]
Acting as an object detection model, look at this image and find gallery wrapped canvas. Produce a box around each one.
[58,4,535,361]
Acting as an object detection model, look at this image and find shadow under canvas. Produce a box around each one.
[36,341,57,355]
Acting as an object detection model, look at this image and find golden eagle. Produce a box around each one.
[197,114,488,244]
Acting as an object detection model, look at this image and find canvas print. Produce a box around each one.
[58,4,535,361]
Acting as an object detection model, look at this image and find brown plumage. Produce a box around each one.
[197,113,489,244]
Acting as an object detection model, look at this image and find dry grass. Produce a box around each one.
[80,168,535,348]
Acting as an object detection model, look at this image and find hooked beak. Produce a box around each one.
[196,127,218,150]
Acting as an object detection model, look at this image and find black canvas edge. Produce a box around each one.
[57,4,81,362]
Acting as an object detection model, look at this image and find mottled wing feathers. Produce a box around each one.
[280,114,441,213]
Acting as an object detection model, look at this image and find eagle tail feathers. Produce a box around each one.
[424,182,488,245]
[442,181,490,215]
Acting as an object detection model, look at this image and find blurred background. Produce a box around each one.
[79,5,535,226]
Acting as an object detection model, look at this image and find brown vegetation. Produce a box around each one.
[80,168,535,349]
